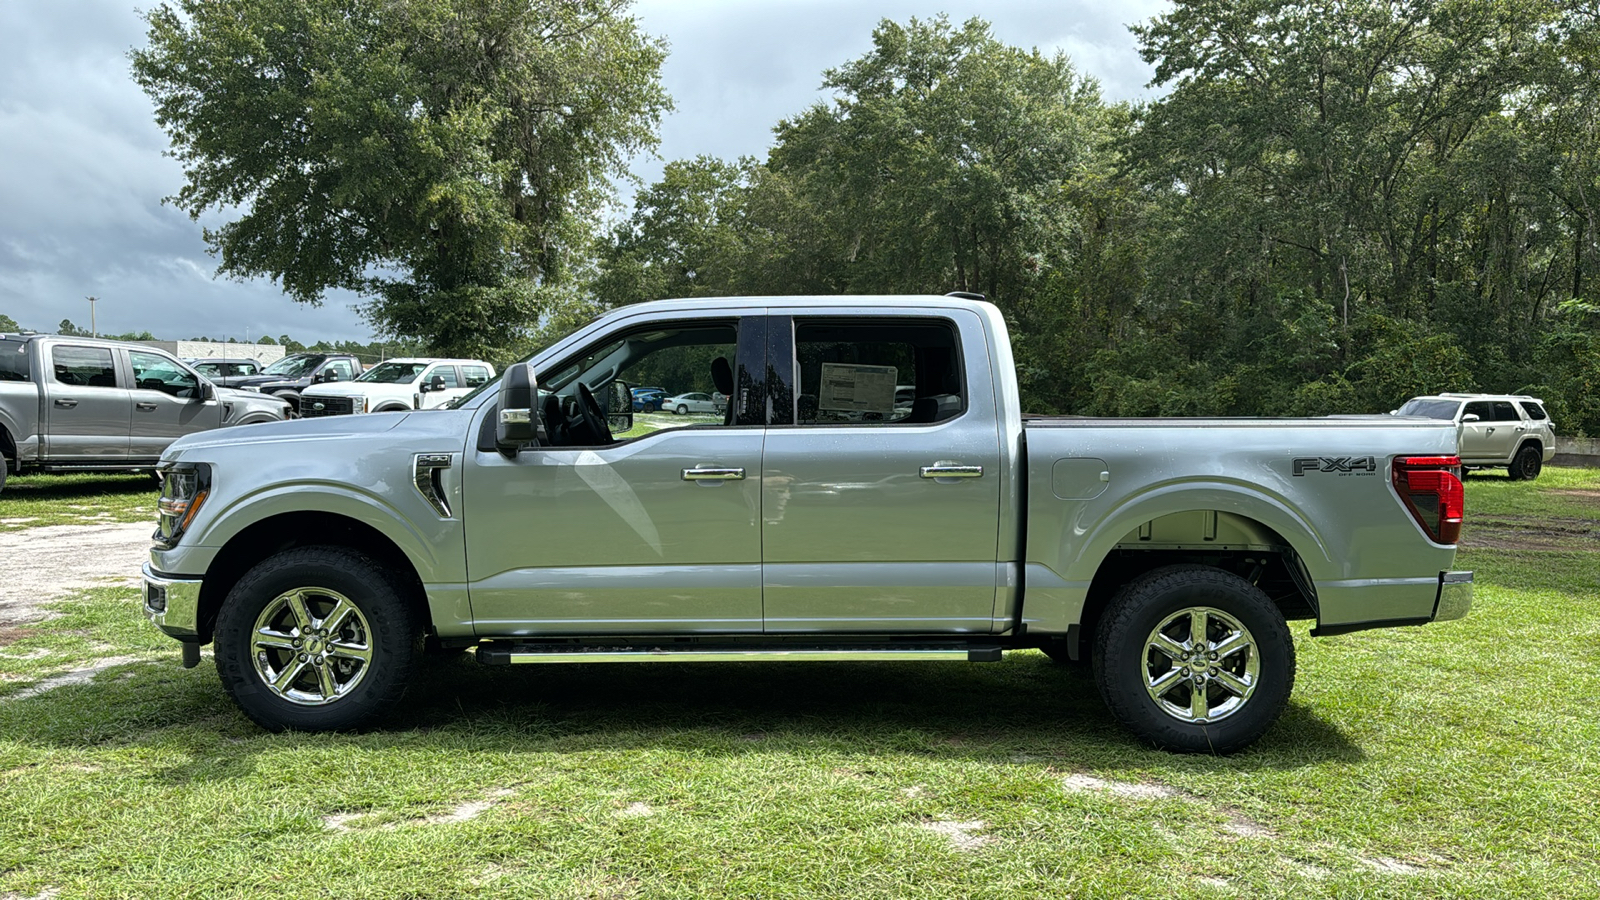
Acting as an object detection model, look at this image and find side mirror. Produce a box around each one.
[324,369,341,383]
[608,381,634,433]
[428,374,447,393]
[496,363,541,456]
[200,380,216,401]
[1462,413,1480,423]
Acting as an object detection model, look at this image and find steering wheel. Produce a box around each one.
[575,381,613,445]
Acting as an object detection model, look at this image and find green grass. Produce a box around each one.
[0,471,158,531]
[1,471,1597,898]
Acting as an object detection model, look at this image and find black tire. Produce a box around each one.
[1509,444,1543,481]
[0,459,7,496]
[676,404,689,415]
[214,546,421,732]
[1093,564,1295,754]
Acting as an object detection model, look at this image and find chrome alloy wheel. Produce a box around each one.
[1142,606,1259,724]
[249,588,373,705]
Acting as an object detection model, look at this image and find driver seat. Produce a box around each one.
[711,356,734,426]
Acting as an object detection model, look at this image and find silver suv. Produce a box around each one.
[1395,393,1556,480]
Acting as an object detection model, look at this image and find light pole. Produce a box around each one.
[87,296,97,338]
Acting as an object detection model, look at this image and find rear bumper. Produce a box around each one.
[142,563,203,640]
[1434,570,1473,622]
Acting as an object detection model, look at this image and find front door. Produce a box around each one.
[760,310,1004,633]
[41,344,130,462]
[463,315,765,635]
[127,350,223,459]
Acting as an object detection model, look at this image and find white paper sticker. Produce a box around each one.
[818,363,898,413]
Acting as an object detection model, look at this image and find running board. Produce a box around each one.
[476,643,1004,665]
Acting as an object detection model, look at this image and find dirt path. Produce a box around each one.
[0,523,153,629]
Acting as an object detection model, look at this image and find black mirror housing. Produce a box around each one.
[322,369,340,383]
[608,381,634,434]
[496,362,542,455]
[428,374,447,393]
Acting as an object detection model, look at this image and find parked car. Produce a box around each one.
[298,358,495,416]
[142,294,1471,753]
[1394,393,1555,480]
[630,386,666,412]
[665,391,719,415]
[0,334,291,493]
[231,352,363,414]
[183,357,264,387]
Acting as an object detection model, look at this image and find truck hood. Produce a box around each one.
[163,410,409,457]
[231,375,305,391]
[301,382,408,398]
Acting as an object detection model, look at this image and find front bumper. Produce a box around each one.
[1434,570,1473,622]
[142,563,203,640]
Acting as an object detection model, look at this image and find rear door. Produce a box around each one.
[126,349,223,459]
[1458,400,1498,460]
[40,344,130,462]
[759,309,1004,633]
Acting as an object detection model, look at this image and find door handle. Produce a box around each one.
[919,464,984,479]
[682,467,745,481]
[54,398,77,409]
[136,402,158,411]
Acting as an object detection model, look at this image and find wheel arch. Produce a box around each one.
[193,511,430,645]
[1032,486,1330,660]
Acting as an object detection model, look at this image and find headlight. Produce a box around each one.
[154,462,212,549]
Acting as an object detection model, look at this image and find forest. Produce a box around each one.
[598,3,1600,434]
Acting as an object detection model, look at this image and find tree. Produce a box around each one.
[0,314,19,332]
[57,319,91,337]
[132,0,670,359]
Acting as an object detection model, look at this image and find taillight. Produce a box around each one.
[1392,456,1463,544]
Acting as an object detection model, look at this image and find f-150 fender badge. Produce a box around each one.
[1292,456,1377,476]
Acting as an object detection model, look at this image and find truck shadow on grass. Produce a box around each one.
[0,651,1363,785]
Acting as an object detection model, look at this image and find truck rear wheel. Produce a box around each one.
[214,546,420,732]
[1093,564,1294,754]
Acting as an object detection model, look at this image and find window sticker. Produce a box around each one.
[818,362,897,414]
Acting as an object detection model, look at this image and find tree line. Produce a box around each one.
[132,1,1600,434]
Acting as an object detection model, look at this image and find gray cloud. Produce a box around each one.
[1,0,1166,342]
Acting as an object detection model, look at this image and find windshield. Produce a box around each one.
[356,361,428,384]
[261,354,322,377]
[1397,399,1462,420]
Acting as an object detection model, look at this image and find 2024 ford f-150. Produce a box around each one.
[142,296,1472,752]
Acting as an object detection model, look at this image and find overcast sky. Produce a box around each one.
[0,0,1166,345]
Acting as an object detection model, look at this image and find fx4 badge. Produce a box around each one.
[1292,456,1377,476]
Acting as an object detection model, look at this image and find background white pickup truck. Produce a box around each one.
[299,357,495,416]
[144,295,1472,753]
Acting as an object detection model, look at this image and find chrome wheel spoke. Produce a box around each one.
[314,661,339,699]
[1211,632,1252,662]
[1147,666,1185,701]
[322,597,358,635]
[1150,633,1188,661]
[272,658,307,693]
[1188,609,1209,649]
[1189,680,1211,719]
[253,628,297,653]
[1214,669,1252,697]
[327,640,371,664]
[285,591,316,633]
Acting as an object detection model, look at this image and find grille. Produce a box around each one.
[302,395,357,417]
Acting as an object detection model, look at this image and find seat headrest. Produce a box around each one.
[711,356,734,394]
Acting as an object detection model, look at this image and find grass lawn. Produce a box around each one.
[0,469,1596,898]
[0,472,158,531]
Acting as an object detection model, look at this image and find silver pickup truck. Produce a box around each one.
[141,296,1472,752]
[0,334,292,493]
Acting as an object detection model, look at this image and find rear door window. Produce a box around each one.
[1490,401,1520,422]
[51,345,117,387]
[0,339,28,382]
[792,319,964,425]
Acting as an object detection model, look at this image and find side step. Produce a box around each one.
[477,642,1004,665]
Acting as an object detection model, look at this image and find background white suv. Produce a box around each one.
[300,357,495,416]
[1395,393,1556,480]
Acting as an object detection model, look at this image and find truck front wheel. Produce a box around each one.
[1509,444,1543,481]
[1093,564,1294,754]
[213,547,420,732]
